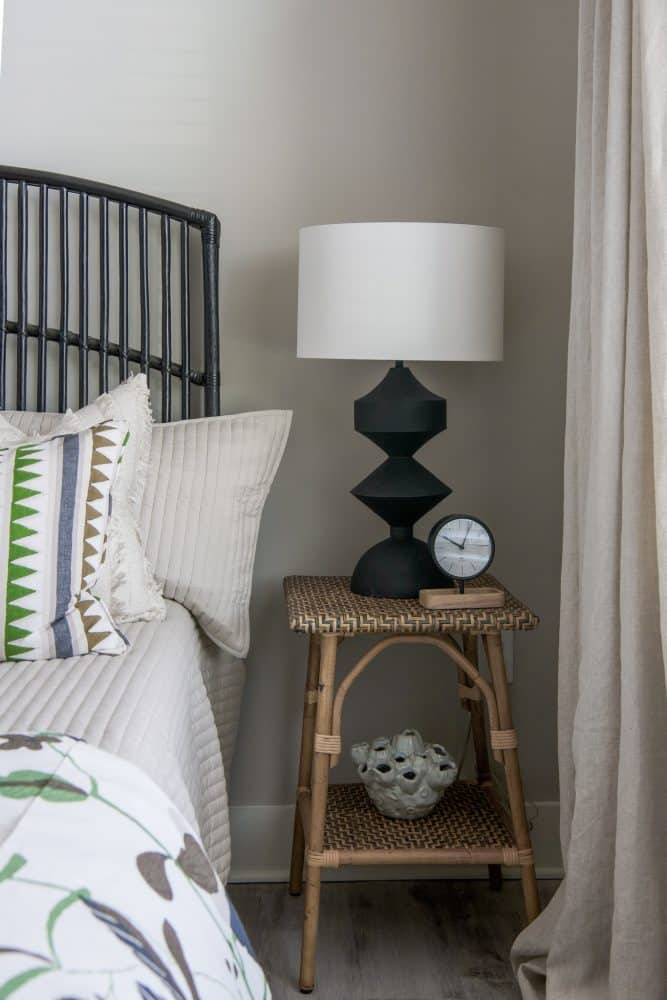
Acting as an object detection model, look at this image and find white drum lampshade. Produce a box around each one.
[297,222,504,362]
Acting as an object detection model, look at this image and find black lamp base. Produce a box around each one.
[350,361,451,599]
[351,535,448,599]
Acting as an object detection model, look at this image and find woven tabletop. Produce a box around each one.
[323,782,514,853]
[284,574,538,635]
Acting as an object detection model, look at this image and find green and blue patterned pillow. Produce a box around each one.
[0,420,129,660]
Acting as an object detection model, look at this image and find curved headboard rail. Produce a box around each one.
[0,165,221,419]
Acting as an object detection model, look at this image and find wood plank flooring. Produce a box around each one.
[229,879,557,1000]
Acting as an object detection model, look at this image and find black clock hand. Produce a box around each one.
[442,533,465,551]
[462,522,472,548]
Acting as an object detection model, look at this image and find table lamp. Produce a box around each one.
[297,222,504,598]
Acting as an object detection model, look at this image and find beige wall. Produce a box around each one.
[0,1,578,810]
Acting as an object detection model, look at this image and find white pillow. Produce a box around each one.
[0,420,129,659]
[0,375,165,624]
[139,410,292,657]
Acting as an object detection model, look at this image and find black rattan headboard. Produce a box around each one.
[0,166,220,420]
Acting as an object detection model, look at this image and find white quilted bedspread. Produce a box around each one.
[0,600,244,881]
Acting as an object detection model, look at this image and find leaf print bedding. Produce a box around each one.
[0,733,269,999]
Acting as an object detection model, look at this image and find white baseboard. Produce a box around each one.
[228,800,562,883]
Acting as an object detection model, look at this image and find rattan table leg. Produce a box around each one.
[461,632,501,891]
[483,632,540,922]
[461,633,492,784]
[290,634,322,896]
[300,634,338,993]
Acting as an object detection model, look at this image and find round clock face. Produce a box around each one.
[428,515,495,581]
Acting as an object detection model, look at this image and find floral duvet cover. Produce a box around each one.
[0,734,269,999]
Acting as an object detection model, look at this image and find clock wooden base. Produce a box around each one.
[419,586,505,610]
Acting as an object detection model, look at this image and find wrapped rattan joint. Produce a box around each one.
[306,849,340,869]
[490,728,518,750]
[314,734,342,755]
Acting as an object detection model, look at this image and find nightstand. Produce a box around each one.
[284,574,541,994]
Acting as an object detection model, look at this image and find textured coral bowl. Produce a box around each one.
[351,729,458,820]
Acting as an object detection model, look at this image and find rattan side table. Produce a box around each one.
[284,574,541,994]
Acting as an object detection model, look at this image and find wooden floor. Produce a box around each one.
[229,879,557,1000]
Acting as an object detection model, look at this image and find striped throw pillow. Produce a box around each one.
[0,420,129,660]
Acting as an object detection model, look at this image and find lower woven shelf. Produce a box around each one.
[319,781,518,866]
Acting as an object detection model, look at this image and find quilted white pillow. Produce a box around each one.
[0,376,165,624]
[0,420,129,659]
[139,410,292,657]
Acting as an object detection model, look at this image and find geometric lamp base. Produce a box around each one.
[350,362,452,599]
[350,535,448,599]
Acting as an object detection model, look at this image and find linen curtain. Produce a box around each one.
[511,1,667,998]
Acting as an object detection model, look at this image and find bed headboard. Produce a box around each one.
[0,166,220,420]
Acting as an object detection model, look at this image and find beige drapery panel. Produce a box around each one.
[512,1,667,998]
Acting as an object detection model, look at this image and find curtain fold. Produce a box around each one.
[511,1,667,998]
